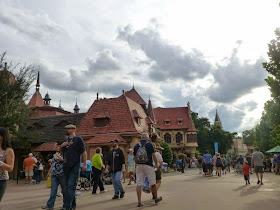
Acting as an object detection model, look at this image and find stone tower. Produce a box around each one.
[214,109,223,129]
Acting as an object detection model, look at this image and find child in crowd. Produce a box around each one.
[242,161,252,185]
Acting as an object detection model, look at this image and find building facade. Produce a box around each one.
[27,73,197,163]
[153,102,198,158]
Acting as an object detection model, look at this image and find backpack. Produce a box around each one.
[136,142,149,164]
[216,157,222,166]
[198,156,203,163]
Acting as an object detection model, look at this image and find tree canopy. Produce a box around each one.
[242,29,280,152]
[0,52,38,150]
[191,112,234,155]
[160,141,173,165]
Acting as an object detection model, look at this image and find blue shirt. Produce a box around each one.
[204,154,212,164]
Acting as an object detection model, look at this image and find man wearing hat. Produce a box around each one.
[61,124,87,210]
[105,139,125,199]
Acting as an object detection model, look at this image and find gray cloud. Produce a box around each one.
[210,105,245,132]
[117,25,211,81]
[0,6,67,42]
[37,49,132,95]
[237,101,258,111]
[207,43,267,103]
[86,49,121,74]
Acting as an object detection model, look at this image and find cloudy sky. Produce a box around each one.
[1,0,279,133]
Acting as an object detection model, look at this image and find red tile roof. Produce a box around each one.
[28,91,44,108]
[124,88,146,105]
[85,134,126,144]
[93,109,110,119]
[31,106,71,118]
[77,95,150,135]
[153,107,197,131]
[35,142,57,152]
[77,96,137,135]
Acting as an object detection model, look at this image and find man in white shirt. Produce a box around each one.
[152,144,163,199]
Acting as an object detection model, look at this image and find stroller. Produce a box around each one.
[76,160,93,191]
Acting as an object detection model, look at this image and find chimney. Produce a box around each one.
[122,90,125,95]
[97,93,99,100]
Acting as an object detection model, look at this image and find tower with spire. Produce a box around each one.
[28,71,44,108]
[147,95,155,122]
[74,99,80,114]
[43,92,51,106]
[214,109,223,129]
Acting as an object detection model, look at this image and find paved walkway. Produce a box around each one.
[1,170,280,210]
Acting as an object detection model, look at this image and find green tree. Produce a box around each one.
[243,29,280,152]
[0,52,38,151]
[191,112,234,155]
[242,129,255,146]
[159,142,172,165]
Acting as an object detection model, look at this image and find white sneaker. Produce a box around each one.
[100,190,107,194]
[56,192,63,197]
[75,191,82,196]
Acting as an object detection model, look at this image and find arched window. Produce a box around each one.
[164,133,171,144]
[176,132,182,144]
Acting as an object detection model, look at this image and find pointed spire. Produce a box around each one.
[147,98,155,122]
[132,83,135,90]
[214,109,223,129]
[4,62,7,71]
[36,71,40,92]
[74,98,80,114]
[215,109,221,122]
[58,98,63,110]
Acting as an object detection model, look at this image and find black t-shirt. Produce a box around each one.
[246,156,252,166]
[237,157,244,164]
[134,140,155,167]
[63,135,85,168]
[107,148,125,173]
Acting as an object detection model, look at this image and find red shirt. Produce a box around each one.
[242,165,252,176]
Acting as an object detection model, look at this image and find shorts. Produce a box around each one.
[155,169,162,181]
[254,166,264,173]
[198,162,202,168]
[136,164,156,186]
[206,163,212,170]
[127,165,135,173]
[25,169,33,177]
[244,175,250,181]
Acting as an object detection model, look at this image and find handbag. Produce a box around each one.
[46,172,51,188]
[142,177,150,193]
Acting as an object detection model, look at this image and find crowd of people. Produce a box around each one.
[1,124,280,209]
[38,125,164,209]
[196,147,280,186]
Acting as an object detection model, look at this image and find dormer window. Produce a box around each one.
[164,119,170,125]
[177,118,183,125]
[93,109,110,127]
[132,110,142,126]
[94,118,109,127]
